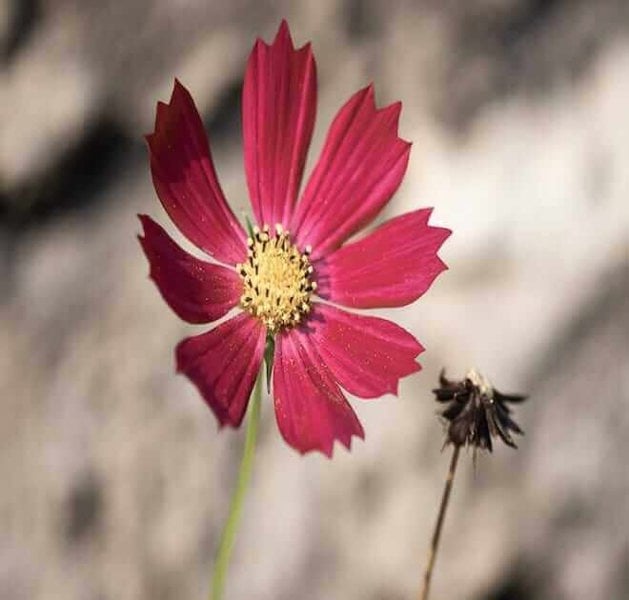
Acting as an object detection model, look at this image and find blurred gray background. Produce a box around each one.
[2,1,629,599]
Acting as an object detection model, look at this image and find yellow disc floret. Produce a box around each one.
[236,224,316,333]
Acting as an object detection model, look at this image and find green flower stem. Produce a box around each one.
[210,371,263,600]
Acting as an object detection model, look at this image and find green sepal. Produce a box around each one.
[245,215,255,239]
[263,334,275,394]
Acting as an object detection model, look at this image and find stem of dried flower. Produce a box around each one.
[419,444,461,600]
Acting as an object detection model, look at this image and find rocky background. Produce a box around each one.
[2,1,629,599]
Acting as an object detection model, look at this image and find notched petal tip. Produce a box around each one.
[332,424,366,457]
[272,19,315,54]
[359,85,406,137]
[383,100,404,135]
[316,420,365,459]
[148,81,194,149]
[137,213,163,241]
[137,213,157,232]
[253,20,304,52]
[171,78,196,109]
[148,81,196,151]
[149,101,171,141]
[275,18,294,47]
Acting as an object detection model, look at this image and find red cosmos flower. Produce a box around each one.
[139,21,451,456]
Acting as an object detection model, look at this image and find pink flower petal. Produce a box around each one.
[315,208,451,308]
[138,215,242,324]
[291,85,411,259]
[272,328,364,456]
[147,80,246,265]
[243,20,316,228]
[309,304,424,398]
[176,313,265,427]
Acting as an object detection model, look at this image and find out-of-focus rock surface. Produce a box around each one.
[2,1,629,599]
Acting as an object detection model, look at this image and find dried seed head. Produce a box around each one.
[433,368,526,452]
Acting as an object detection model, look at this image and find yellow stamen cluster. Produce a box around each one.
[236,224,316,333]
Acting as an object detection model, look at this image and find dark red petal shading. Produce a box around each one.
[272,328,364,456]
[138,215,242,324]
[291,85,411,259]
[176,313,266,427]
[242,20,317,228]
[309,304,424,398]
[315,208,451,308]
[146,80,246,265]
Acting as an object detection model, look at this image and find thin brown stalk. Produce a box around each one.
[419,444,461,600]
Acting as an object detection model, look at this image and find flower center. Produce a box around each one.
[237,224,316,333]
